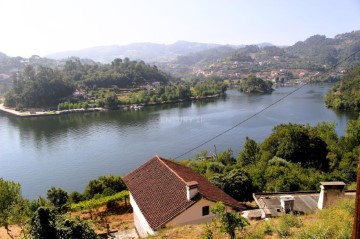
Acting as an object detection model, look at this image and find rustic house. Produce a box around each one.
[124,156,245,238]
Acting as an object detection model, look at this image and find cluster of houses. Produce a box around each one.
[123,156,355,238]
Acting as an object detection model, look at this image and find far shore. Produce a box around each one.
[0,94,223,118]
[0,104,107,117]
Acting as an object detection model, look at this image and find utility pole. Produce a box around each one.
[214,145,218,160]
[352,156,360,239]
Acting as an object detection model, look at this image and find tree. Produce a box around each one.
[261,123,329,170]
[104,93,119,109]
[210,202,249,239]
[29,207,99,239]
[210,168,253,201]
[238,137,260,166]
[46,187,69,212]
[0,178,25,239]
[83,175,126,199]
[238,75,273,93]
[344,117,360,151]
[69,191,84,204]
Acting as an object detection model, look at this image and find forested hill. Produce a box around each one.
[326,64,360,111]
[4,58,171,108]
[159,30,360,78]
[0,53,96,75]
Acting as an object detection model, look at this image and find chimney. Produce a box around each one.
[280,195,294,213]
[186,181,198,200]
[317,181,346,209]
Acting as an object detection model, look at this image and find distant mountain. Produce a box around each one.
[157,30,360,78]
[46,41,222,63]
[177,46,236,66]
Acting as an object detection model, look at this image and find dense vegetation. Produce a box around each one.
[183,117,360,201]
[0,175,127,238]
[121,80,227,105]
[326,63,360,111]
[238,75,273,93]
[4,58,171,108]
[5,66,75,109]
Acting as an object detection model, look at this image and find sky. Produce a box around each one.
[0,0,359,57]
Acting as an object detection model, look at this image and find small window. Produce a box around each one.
[202,206,209,216]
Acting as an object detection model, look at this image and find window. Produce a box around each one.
[202,206,209,216]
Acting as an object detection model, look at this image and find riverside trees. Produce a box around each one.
[4,58,171,109]
[326,63,360,111]
[184,117,360,201]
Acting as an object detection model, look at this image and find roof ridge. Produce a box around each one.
[155,155,188,184]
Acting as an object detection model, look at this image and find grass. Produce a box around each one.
[150,198,354,239]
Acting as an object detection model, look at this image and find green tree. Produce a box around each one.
[84,175,126,199]
[261,123,329,170]
[104,93,119,109]
[46,187,69,212]
[238,75,273,93]
[69,191,84,204]
[238,137,260,166]
[210,201,249,239]
[210,168,253,201]
[29,207,99,239]
[344,117,360,151]
[0,178,25,239]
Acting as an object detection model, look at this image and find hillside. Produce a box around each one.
[158,30,360,81]
[326,63,360,111]
[46,41,221,63]
[4,58,171,108]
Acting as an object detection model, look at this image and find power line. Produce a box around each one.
[174,49,360,159]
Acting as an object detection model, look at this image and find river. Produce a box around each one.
[0,84,357,199]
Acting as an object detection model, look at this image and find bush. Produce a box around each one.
[69,191,84,204]
[83,175,126,200]
[71,191,129,211]
[295,199,353,239]
[262,222,273,235]
[279,213,303,228]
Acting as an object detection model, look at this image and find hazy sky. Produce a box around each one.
[0,0,359,57]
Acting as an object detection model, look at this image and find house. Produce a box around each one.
[124,156,245,238]
[152,82,161,87]
[252,181,355,219]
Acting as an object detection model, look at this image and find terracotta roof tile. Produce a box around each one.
[124,156,245,230]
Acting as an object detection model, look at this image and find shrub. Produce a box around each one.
[294,199,353,239]
[263,222,273,235]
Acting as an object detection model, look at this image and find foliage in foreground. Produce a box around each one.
[0,178,29,239]
[184,117,360,201]
[242,198,354,239]
[203,202,249,239]
[28,207,99,239]
[71,191,129,211]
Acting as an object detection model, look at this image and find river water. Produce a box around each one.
[0,85,357,199]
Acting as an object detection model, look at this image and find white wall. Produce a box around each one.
[166,198,234,227]
[129,193,156,238]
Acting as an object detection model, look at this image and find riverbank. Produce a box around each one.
[0,104,106,117]
[0,94,223,117]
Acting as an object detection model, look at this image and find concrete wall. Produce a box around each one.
[129,193,156,238]
[166,198,233,227]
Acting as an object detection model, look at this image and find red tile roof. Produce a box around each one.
[124,156,245,230]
